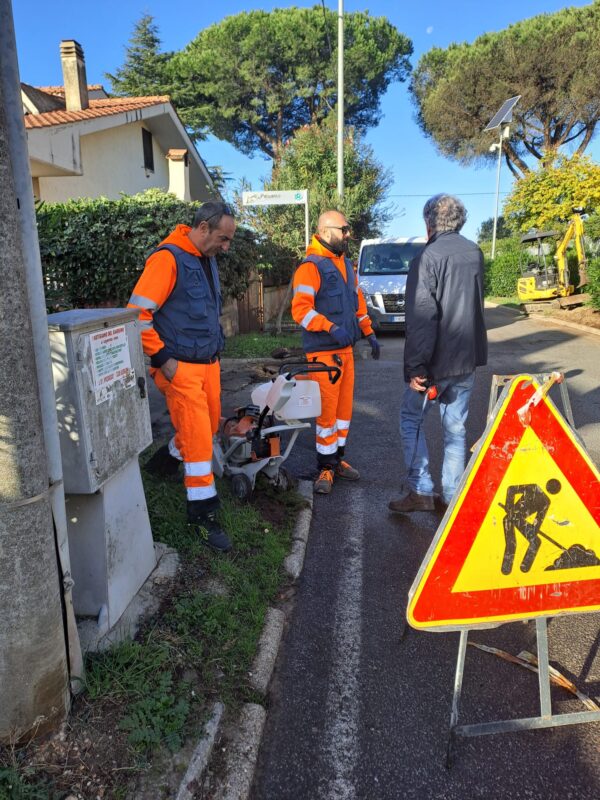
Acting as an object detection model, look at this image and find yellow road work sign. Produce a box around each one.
[407,375,600,630]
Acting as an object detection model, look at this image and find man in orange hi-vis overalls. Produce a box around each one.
[292,210,380,494]
[128,202,236,552]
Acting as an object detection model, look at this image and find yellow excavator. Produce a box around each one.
[517,207,588,306]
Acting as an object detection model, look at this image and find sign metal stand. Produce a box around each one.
[447,618,600,766]
[446,374,600,766]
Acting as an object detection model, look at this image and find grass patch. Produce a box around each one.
[1,453,304,798]
[485,295,522,310]
[0,768,48,800]
[223,331,301,358]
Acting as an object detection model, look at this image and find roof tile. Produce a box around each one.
[24,96,171,129]
[36,84,105,95]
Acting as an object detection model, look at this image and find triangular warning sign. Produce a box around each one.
[407,375,600,630]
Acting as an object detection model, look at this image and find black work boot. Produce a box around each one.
[187,500,232,553]
[145,444,181,478]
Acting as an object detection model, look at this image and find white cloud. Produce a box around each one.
[426,26,434,34]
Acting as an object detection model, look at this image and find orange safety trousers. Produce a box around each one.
[308,349,354,467]
[151,361,221,503]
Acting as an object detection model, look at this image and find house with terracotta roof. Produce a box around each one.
[23,40,218,204]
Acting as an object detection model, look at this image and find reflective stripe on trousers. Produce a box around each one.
[151,361,221,501]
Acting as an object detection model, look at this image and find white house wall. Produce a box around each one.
[28,125,82,176]
[37,121,169,202]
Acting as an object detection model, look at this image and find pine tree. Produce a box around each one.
[106,14,171,97]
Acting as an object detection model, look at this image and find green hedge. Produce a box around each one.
[37,190,259,311]
[589,257,600,310]
[484,237,522,297]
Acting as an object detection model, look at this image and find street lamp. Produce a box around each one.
[337,0,344,199]
[489,125,510,259]
[484,95,521,259]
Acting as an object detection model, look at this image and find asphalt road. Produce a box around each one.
[250,306,600,800]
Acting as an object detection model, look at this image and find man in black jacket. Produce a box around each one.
[389,194,487,513]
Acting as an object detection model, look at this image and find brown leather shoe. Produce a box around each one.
[388,490,435,513]
[335,460,360,481]
[315,468,335,494]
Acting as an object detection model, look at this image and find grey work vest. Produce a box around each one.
[301,254,361,353]
[152,244,224,362]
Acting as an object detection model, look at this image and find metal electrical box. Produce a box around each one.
[48,308,152,493]
[48,308,156,630]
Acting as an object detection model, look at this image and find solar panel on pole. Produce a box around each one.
[484,96,521,259]
[484,95,521,131]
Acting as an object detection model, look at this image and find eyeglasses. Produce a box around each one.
[326,225,351,235]
[206,205,234,222]
[199,204,235,226]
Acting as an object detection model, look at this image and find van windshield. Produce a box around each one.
[359,242,425,275]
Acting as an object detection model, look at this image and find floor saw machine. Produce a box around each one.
[212,362,340,500]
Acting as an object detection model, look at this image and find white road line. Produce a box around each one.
[322,490,364,800]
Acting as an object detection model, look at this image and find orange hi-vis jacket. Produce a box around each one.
[128,225,222,506]
[291,235,374,352]
[128,224,222,366]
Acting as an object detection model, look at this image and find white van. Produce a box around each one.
[357,237,427,331]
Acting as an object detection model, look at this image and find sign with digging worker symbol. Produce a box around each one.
[407,373,600,630]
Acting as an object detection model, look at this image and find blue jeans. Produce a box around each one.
[400,373,476,503]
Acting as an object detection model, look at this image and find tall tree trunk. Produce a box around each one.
[0,70,69,741]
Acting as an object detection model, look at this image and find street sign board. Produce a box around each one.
[407,374,600,630]
[484,95,521,131]
[242,189,307,206]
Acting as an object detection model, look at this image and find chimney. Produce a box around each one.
[167,149,191,201]
[60,40,89,111]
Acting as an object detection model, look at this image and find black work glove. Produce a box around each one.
[330,324,353,348]
[367,334,381,360]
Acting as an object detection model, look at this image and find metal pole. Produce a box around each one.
[491,128,503,259]
[337,0,344,199]
[536,618,552,719]
[305,193,310,248]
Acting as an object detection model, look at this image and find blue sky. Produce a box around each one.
[13,0,595,242]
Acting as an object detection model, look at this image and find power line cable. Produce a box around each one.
[388,191,510,197]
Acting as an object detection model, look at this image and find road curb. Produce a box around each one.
[193,478,314,798]
[175,702,224,800]
[485,299,600,337]
[249,608,286,695]
[284,479,314,579]
[212,704,267,800]
[523,312,600,338]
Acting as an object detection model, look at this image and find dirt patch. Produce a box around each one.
[3,699,140,799]
[1,562,211,799]
[549,306,600,329]
[251,491,289,527]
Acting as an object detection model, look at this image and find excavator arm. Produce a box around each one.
[554,210,588,289]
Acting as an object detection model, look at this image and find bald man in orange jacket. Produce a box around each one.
[292,210,380,494]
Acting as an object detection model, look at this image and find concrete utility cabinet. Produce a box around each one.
[48,308,156,629]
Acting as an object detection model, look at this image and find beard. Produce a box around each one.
[329,236,348,256]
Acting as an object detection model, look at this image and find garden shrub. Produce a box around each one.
[483,237,522,297]
[37,190,259,311]
[588,257,600,310]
